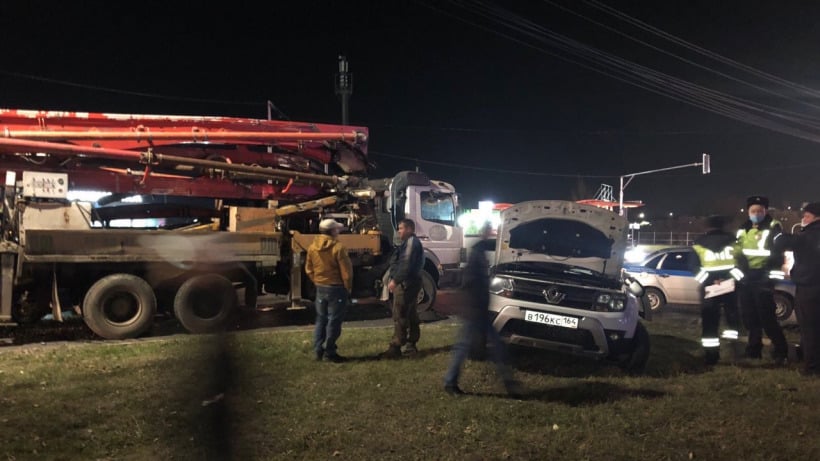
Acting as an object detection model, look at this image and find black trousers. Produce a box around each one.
[737,281,788,358]
[795,284,820,374]
[702,291,740,344]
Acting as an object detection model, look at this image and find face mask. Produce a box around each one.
[749,215,763,224]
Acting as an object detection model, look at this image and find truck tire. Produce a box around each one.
[174,274,237,334]
[416,270,437,314]
[82,274,157,340]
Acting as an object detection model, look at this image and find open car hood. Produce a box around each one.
[494,200,628,278]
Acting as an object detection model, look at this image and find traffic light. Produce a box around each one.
[702,153,711,174]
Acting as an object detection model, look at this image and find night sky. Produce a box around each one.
[2,1,819,218]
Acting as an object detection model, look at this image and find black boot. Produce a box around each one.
[379,345,402,359]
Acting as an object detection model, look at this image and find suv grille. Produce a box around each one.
[507,279,599,311]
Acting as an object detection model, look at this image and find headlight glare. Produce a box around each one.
[489,276,514,296]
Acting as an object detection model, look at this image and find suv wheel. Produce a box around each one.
[615,322,650,374]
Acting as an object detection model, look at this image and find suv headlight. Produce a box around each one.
[489,276,514,297]
[595,293,626,311]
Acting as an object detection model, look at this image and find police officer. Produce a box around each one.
[774,202,820,376]
[734,196,788,363]
[692,215,743,365]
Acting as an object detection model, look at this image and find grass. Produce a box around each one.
[1,312,818,461]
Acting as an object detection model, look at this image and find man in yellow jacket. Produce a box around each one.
[305,218,353,363]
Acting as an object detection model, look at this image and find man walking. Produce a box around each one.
[305,218,353,363]
[381,219,424,358]
[443,222,521,397]
[775,202,820,376]
[734,196,788,364]
[692,216,743,365]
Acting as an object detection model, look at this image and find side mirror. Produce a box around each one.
[627,279,644,297]
[623,274,651,320]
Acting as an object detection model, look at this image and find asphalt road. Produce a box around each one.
[5,288,793,350]
[0,289,466,348]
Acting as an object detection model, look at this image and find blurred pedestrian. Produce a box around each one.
[774,202,820,376]
[443,222,522,398]
[381,218,424,358]
[692,215,743,365]
[734,196,788,364]
[305,218,353,363]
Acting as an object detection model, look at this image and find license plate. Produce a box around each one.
[524,310,578,329]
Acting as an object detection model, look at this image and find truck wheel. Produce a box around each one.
[82,274,157,339]
[416,270,437,314]
[616,322,650,374]
[174,274,237,334]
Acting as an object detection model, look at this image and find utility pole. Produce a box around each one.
[334,55,353,125]
[618,153,711,216]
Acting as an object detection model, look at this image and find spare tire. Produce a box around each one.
[173,274,237,334]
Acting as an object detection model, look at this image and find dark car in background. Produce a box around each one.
[623,246,795,323]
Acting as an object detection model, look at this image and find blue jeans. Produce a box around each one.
[444,309,513,387]
[313,285,348,356]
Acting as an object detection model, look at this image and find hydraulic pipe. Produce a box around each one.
[1,129,367,143]
[0,138,341,185]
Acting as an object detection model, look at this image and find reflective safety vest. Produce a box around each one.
[693,244,742,283]
[735,220,781,270]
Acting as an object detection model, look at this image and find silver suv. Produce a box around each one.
[488,201,650,373]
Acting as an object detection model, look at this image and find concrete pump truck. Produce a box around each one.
[0,108,463,339]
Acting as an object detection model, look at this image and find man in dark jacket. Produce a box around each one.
[443,222,521,397]
[734,195,789,363]
[692,216,743,365]
[381,219,425,358]
[774,202,820,376]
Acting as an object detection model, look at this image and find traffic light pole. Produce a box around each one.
[618,153,710,216]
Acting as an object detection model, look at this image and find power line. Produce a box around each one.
[370,149,615,178]
[0,69,282,112]
[583,0,820,101]
[434,0,820,145]
[543,0,820,117]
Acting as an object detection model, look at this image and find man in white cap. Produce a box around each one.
[305,218,353,363]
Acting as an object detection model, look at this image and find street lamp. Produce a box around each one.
[618,153,711,216]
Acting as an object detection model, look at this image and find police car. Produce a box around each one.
[623,246,795,322]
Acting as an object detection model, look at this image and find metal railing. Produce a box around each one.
[630,231,703,247]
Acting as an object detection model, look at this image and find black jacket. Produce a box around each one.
[462,239,492,311]
[388,234,424,284]
[775,220,820,286]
